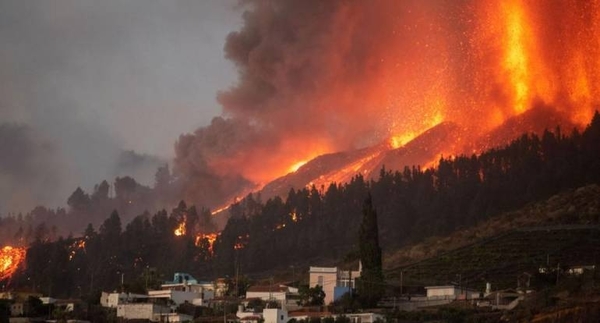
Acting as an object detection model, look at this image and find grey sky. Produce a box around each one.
[0,1,240,212]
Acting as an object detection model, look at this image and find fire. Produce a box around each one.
[211,205,230,215]
[290,211,298,223]
[234,234,250,250]
[502,0,532,114]
[0,246,26,281]
[472,0,600,128]
[195,233,219,254]
[68,239,86,261]
[175,1,600,213]
[289,160,308,173]
[174,220,186,236]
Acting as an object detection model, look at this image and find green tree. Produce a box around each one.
[356,193,384,308]
[297,285,325,306]
[67,187,91,211]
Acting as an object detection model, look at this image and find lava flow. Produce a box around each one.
[0,245,26,281]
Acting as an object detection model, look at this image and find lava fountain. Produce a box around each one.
[174,0,600,209]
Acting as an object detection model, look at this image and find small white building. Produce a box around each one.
[263,308,288,323]
[425,285,480,300]
[245,285,298,305]
[309,264,361,305]
[148,289,205,306]
[100,292,148,308]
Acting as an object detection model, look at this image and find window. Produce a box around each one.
[318,275,323,286]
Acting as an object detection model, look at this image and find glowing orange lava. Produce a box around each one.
[0,246,26,281]
[288,160,308,173]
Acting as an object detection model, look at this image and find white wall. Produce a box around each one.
[309,267,337,305]
[426,287,456,298]
[263,308,287,323]
[246,291,287,302]
[148,289,202,305]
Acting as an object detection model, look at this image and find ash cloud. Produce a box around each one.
[0,1,238,214]
[174,0,442,207]
[0,124,65,214]
[175,0,600,209]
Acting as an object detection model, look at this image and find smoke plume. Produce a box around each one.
[176,0,600,208]
[0,124,64,213]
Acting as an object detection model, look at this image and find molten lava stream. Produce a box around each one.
[0,245,26,281]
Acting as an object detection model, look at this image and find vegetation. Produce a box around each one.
[297,285,326,306]
[356,193,384,307]
[2,111,600,303]
[390,226,600,290]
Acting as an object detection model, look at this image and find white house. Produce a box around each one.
[146,272,215,306]
[309,264,361,305]
[148,289,205,306]
[425,285,480,300]
[245,284,299,309]
[100,292,148,308]
[263,308,288,323]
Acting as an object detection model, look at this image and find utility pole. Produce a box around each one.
[400,270,403,298]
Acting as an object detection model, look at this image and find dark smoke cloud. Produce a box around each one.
[0,124,64,213]
[174,0,437,208]
[0,1,238,213]
[175,0,600,210]
[115,150,166,188]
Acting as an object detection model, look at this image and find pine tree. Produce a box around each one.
[356,192,384,307]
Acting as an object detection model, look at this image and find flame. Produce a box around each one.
[289,160,308,173]
[502,0,532,114]
[68,239,86,261]
[290,211,298,223]
[174,220,186,236]
[195,233,219,254]
[0,246,26,281]
[211,205,230,215]
[234,234,250,250]
[177,1,600,214]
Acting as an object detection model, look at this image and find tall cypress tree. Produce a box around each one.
[357,192,384,307]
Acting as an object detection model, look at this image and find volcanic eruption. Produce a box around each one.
[173,0,600,211]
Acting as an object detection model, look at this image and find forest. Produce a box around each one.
[2,111,600,299]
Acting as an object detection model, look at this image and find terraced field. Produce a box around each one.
[386,225,600,291]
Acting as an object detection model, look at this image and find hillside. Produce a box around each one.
[384,185,600,289]
[385,184,600,268]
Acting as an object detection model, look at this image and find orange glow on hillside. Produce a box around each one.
[176,1,600,212]
[0,246,26,281]
[389,112,444,149]
[288,160,308,173]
